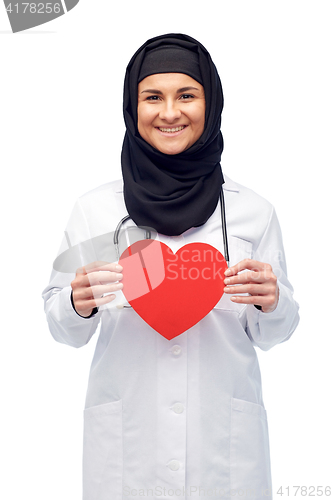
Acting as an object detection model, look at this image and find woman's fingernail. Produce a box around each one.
[116,264,123,271]
[224,278,231,284]
[224,269,232,276]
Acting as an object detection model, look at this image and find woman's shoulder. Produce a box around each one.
[224,174,274,214]
[71,180,125,236]
[78,179,123,203]
[223,175,277,245]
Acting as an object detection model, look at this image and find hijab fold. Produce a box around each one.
[121,33,224,236]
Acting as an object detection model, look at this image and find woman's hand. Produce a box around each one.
[71,261,123,317]
[224,259,279,313]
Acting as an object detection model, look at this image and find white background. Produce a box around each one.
[1,1,332,498]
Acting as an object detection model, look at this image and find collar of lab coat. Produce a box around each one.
[114,175,240,194]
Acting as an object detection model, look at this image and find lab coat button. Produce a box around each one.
[171,345,182,356]
[168,460,180,471]
[172,403,184,414]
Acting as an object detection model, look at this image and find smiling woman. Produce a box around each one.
[42,33,299,500]
[121,37,224,237]
[138,73,206,155]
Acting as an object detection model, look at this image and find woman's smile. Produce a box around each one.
[157,125,187,133]
[137,73,205,155]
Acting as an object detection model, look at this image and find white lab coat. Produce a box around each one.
[42,175,299,500]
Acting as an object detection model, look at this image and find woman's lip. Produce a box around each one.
[155,125,188,136]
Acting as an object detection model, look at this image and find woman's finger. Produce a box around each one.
[74,282,123,300]
[224,283,275,296]
[73,293,118,316]
[82,270,123,287]
[224,271,269,286]
[225,259,271,278]
[77,261,123,275]
[229,294,275,307]
[227,285,279,313]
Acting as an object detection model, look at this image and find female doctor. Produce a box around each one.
[43,34,299,500]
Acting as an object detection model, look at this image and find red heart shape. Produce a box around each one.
[119,240,227,340]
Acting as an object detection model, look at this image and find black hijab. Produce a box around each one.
[121,33,224,236]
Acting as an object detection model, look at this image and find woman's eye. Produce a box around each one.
[180,94,194,100]
[146,95,160,101]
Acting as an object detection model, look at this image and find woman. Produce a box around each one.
[43,34,299,500]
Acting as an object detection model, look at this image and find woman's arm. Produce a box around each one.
[224,207,300,351]
[41,199,121,348]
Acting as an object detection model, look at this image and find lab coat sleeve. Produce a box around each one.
[42,199,102,348]
[245,207,300,351]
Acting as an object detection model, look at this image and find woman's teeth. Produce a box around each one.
[158,126,185,133]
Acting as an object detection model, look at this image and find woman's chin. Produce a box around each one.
[154,141,188,155]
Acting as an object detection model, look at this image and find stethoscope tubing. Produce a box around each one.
[219,188,229,264]
[114,188,229,265]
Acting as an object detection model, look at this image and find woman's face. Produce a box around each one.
[137,73,205,155]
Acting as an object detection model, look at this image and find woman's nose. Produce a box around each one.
[159,100,182,122]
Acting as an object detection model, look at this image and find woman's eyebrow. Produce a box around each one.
[177,86,200,92]
[140,86,200,95]
[140,89,163,95]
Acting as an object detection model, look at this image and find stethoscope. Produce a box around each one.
[113,188,229,265]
